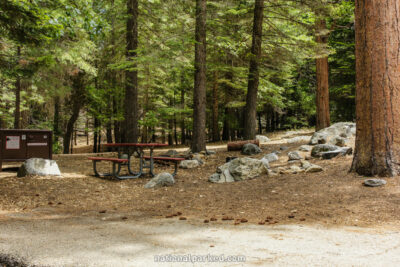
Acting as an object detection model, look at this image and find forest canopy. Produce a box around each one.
[0,0,355,153]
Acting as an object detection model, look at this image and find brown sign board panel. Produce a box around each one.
[0,129,52,171]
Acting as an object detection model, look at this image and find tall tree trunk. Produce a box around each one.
[191,0,207,153]
[180,81,186,145]
[315,18,330,131]
[351,0,400,176]
[243,0,264,140]
[14,46,21,129]
[124,0,139,143]
[93,117,99,153]
[53,96,60,140]
[212,71,220,142]
[63,71,85,154]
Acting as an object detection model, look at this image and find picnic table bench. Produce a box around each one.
[87,143,184,179]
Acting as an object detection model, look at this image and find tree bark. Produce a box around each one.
[243,0,264,140]
[315,18,330,131]
[63,71,85,154]
[14,46,21,129]
[191,0,207,153]
[212,71,220,142]
[351,0,400,176]
[53,96,60,140]
[124,0,139,143]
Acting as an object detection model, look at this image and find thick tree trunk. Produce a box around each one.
[93,117,99,153]
[124,0,139,143]
[243,0,264,140]
[212,71,220,142]
[191,0,207,153]
[63,72,85,154]
[315,18,330,131]
[351,0,400,176]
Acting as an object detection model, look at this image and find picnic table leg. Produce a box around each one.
[112,161,142,179]
[171,161,179,177]
[127,148,143,176]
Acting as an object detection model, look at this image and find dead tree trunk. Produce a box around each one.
[351,0,400,176]
[315,18,330,131]
[191,0,207,153]
[243,0,264,140]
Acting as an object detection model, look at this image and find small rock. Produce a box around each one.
[240,218,248,223]
[260,158,270,169]
[192,154,205,165]
[305,164,324,173]
[363,179,387,187]
[289,165,303,174]
[99,210,106,214]
[288,215,295,219]
[263,153,279,163]
[256,135,270,143]
[242,143,262,155]
[280,146,289,151]
[300,160,312,169]
[222,216,234,220]
[210,217,217,221]
[165,215,173,218]
[299,145,313,152]
[179,160,200,169]
[179,217,187,220]
[144,173,175,189]
[288,151,302,161]
[206,150,216,155]
[204,219,209,223]
[258,221,265,225]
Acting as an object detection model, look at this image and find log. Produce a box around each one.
[227,140,260,151]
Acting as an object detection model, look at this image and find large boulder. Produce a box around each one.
[17,158,61,177]
[256,135,270,143]
[242,143,262,155]
[144,173,175,188]
[311,144,340,158]
[209,157,267,183]
[310,122,356,145]
[179,160,200,169]
[228,158,268,181]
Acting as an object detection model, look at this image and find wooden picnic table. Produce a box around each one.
[88,143,184,179]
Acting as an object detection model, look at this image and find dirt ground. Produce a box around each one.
[1,137,400,229]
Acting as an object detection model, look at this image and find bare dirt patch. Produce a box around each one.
[1,141,400,228]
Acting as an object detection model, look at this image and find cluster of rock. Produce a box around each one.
[276,160,323,175]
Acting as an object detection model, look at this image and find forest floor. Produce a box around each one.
[1,130,400,229]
